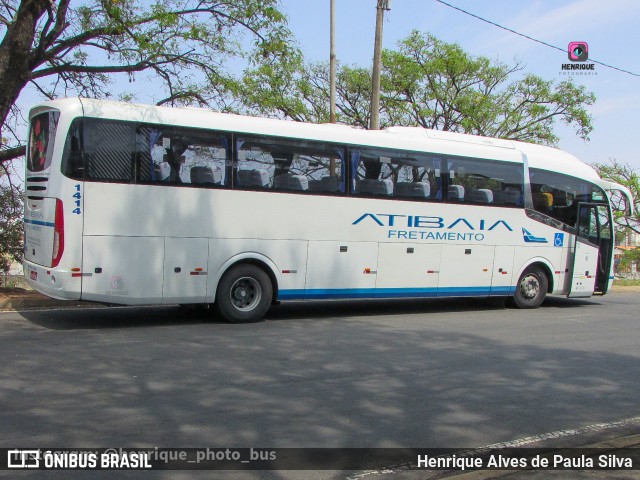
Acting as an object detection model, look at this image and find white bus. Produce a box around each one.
[23,98,634,322]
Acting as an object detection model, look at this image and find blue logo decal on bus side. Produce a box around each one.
[554,233,565,247]
[522,228,548,243]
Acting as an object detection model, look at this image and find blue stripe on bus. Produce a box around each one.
[279,286,516,300]
[489,286,517,295]
[288,288,377,300]
[24,218,55,228]
[376,287,438,298]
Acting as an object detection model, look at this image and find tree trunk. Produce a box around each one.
[0,0,50,133]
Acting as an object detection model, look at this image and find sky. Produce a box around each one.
[278,0,640,170]
[11,0,640,177]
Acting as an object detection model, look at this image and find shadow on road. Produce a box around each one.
[2,290,638,480]
[19,304,215,330]
[18,295,600,330]
[267,295,599,321]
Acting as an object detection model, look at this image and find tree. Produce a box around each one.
[236,30,595,146]
[0,0,293,164]
[383,32,595,144]
[0,182,22,274]
[594,159,640,276]
[616,247,640,274]
[0,0,294,275]
[593,159,640,234]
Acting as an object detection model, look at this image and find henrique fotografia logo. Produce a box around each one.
[568,41,589,61]
[561,41,596,76]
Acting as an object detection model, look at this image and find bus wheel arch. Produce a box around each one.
[510,262,552,309]
[213,258,279,323]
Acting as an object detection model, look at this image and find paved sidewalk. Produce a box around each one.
[0,288,97,311]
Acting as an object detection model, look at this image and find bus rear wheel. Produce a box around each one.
[214,264,273,323]
[511,266,548,309]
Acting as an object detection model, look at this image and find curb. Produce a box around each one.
[0,292,94,312]
[610,285,640,292]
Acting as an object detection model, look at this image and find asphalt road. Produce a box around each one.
[1,293,639,479]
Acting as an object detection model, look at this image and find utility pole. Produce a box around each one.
[329,0,337,123]
[370,0,390,130]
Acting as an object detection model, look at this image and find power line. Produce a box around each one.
[434,0,640,78]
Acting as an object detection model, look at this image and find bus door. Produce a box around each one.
[594,204,614,294]
[568,203,610,297]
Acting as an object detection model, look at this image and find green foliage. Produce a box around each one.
[594,159,639,278]
[0,0,295,164]
[1,0,298,266]
[613,278,640,286]
[0,184,23,273]
[236,30,595,147]
[616,248,640,273]
[593,159,640,250]
[235,50,312,120]
[386,32,596,145]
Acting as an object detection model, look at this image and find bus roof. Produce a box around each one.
[34,96,601,183]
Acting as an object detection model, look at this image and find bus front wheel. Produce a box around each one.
[214,264,273,323]
[511,266,548,309]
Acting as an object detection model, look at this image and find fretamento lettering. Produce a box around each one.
[388,230,485,241]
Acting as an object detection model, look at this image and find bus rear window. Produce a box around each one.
[27,111,60,172]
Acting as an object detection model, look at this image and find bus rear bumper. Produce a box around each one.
[23,260,81,301]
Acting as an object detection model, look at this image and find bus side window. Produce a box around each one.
[445,157,522,207]
[236,139,274,189]
[528,168,607,228]
[350,147,442,201]
[354,155,393,197]
[236,136,345,194]
[84,118,136,182]
[137,125,229,187]
[61,119,84,180]
[179,139,229,187]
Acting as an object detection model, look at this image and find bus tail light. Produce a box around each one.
[52,198,64,267]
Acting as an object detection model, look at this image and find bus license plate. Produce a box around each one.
[30,269,37,281]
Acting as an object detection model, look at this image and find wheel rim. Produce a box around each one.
[229,276,262,312]
[519,273,541,300]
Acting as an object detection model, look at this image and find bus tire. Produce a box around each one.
[214,264,273,323]
[511,266,548,309]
